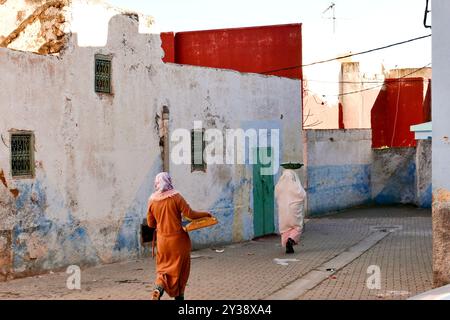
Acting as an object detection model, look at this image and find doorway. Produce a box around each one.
[253,147,275,238]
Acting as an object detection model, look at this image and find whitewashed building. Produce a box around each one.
[0,0,302,280]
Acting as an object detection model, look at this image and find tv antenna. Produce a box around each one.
[323,2,336,34]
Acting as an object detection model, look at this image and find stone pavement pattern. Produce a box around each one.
[0,206,432,300]
[300,207,433,300]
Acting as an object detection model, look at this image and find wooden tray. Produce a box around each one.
[183,216,218,232]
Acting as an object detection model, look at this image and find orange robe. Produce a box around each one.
[147,192,209,297]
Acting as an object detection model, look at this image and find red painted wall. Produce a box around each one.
[338,102,345,129]
[423,80,432,122]
[371,78,430,148]
[160,24,302,80]
[160,32,175,63]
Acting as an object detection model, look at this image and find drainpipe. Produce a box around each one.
[162,106,170,172]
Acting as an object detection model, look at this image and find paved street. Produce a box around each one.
[0,206,432,300]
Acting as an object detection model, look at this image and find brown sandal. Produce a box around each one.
[151,289,161,300]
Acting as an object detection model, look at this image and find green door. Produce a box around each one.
[253,147,275,238]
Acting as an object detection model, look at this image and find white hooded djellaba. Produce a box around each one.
[275,169,306,247]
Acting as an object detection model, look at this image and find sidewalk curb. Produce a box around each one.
[264,230,391,300]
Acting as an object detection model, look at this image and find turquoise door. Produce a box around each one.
[253,148,275,238]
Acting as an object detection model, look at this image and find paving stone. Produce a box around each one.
[0,206,432,300]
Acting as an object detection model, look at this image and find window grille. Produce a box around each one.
[11,133,34,178]
[95,55,112,93]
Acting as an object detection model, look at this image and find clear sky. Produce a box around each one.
[106,0,431,97]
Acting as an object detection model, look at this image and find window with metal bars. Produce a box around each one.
[191,129,206,172]
[11,133,34,178]
[95,54,112,94]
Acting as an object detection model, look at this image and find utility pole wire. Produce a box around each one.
[261,34,431,74]
[305,78,430,84]
[303,34,431,67]
[303,64,431,98]
[328,63,431,97]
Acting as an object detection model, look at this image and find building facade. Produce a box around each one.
[0,1,302,280]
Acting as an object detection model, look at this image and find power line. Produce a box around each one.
[305,78,430,84]
[306,63,431,98]
[335,63,431,97]
[303,34,431,67]
[261,34,431,74]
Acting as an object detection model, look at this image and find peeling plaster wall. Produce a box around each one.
[369,145,430,209]
[304,129,431,216]
[0,13,302,278]
[371,148,417,205]
[0,1,50,38]
[304,129,372,216]
[0,47,101,277]
[0,0,69,54]
[0,0,155,54]
[164,71,302,244]
[415,139,432,208]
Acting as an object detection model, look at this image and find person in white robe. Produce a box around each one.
[275,169,306,254]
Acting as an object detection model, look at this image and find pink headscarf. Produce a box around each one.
[154,172,174,192]
[150,172,178,201]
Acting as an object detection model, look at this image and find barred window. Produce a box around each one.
[11,133,34,178]
[191,129,206,172]
[95,54,112,94]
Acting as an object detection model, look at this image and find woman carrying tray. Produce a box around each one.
[147,172,212,300]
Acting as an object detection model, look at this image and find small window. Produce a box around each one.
[95,54,112,94]
[191,129,206,172]
[11,133,34,178]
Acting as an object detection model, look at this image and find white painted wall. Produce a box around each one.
[0,11,301,276]
[305,130,372,168]
[432,0,450,192]
[304,129,372,216]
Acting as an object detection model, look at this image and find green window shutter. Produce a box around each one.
[191,129,206,172]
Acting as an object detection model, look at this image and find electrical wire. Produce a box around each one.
[320,63,431,97]
[302,64,431,129]
[303,34,431,67]
[304,78,430,84]
[261,34,431,74]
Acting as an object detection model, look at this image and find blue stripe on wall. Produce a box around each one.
[373,160,416,205]
[307,164,371,216]
[419,184,432,208]
[190,180,235,248]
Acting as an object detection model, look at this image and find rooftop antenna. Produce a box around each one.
[323,2,336,34]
